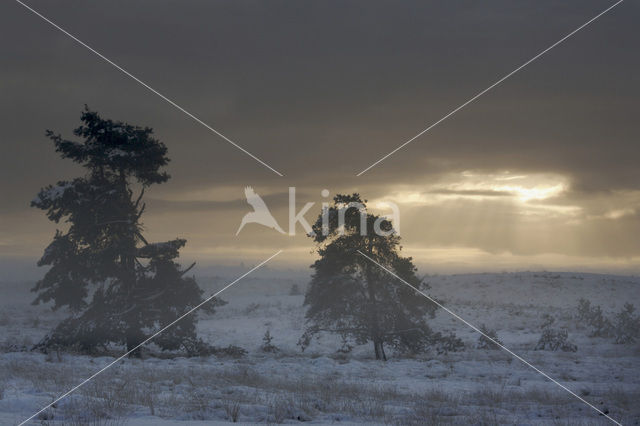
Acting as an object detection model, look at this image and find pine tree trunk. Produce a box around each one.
[373,339,387,361]
[126,330,143,358]
[363,245,387,361]
[122,228,141,358]
[373,340,387,361]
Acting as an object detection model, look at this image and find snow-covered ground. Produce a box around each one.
[0,271,638,425]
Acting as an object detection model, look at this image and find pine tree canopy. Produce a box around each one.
[300,194,440,360]
[47,107,170,185]
[31,107,221,355]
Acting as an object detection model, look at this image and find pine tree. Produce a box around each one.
[32,107,224,355]
[261,330,278,353]
[299,194,438,360]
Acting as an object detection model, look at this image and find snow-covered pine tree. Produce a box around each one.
[299,194,439,360]
[261,329,278,353]
[32,107,224,355]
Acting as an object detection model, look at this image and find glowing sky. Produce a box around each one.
[1,0,638,275]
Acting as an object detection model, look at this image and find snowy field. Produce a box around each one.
[0,271,639,425]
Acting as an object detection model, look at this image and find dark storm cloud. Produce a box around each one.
[0,0,638,267]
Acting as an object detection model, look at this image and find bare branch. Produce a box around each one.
[180,262,196,277]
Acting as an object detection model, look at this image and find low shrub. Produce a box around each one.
[289,283,302,296]
[576,298,613,337]
[261,330,278,353]
[613,303,640,344]
[477,324,503,350]
[576,299,639,344]
[431,332,465,354]
[535,328,577,352]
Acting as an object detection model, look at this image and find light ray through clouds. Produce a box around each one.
[375,171,573,209]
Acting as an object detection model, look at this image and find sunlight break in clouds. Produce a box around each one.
[379,171,570,207]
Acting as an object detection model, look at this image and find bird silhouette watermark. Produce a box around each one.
[236,187,286,235]
[236,187,400,237]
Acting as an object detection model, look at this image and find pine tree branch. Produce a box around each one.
[135,202,146,221]
[307,326,366,334]
[94,219,132,226]
[180,262,196,277]
[140,290,167,302]
[134,187,145,209]
[382,327,426,336]
[135,230,149,246]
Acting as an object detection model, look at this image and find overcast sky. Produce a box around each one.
[1,0,638,277]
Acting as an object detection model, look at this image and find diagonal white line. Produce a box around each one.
[19,249,283,426]
[13,0,284,177]
[356,0,624,176]
[356,250,622,425]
